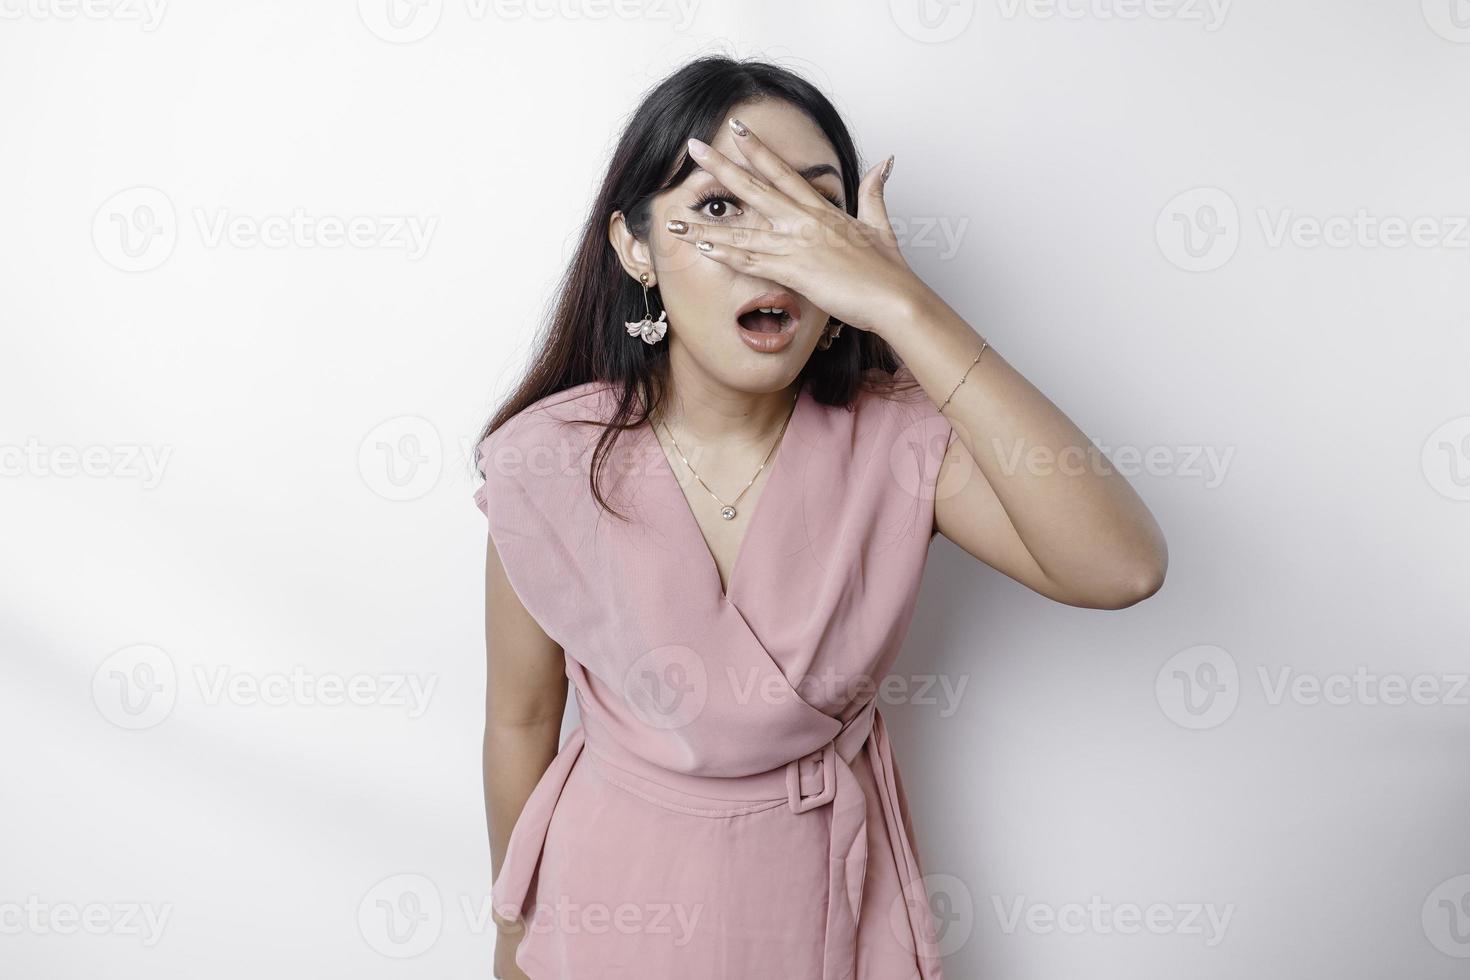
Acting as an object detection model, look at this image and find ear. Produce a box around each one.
[608,209,655,287]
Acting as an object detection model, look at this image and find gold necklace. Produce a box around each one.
[658,388,799,521]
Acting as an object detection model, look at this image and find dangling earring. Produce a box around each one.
[817,318,844,350]
[625,272,668,345]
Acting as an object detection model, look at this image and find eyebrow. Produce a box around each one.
[694,160,842,184]
[797,163,841,182]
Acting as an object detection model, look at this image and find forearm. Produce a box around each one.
[882,284,1168,600]
[485,712,565,886]
[486,710,563,980]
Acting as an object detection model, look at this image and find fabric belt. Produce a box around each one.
[492,699,944,980]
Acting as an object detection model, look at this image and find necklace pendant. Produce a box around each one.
[720,505,737,521]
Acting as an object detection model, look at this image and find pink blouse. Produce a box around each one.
[475,368,955,979]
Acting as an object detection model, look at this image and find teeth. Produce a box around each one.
[756,307,788,316]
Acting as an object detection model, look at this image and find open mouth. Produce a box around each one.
[735,292,801,334]
[737,308,793,333]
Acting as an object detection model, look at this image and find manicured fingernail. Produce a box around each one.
[729,118,749,137]
[881,155,895,183]
[666,219,688,234]
[695,240,713,252]
[687,137,710,159]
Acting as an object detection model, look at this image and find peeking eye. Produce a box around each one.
[689,190,743,220]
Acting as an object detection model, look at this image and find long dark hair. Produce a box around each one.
[475,55,915,518]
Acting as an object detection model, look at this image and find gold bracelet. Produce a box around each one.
[938,340,988,413]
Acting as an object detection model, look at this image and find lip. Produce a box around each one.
[734,291,801,354]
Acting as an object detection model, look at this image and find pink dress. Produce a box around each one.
[474,368,955,980]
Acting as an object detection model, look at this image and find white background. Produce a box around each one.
[3,1,1469,977]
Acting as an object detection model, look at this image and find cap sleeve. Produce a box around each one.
[473,415,582,646]
[884,365,958,538]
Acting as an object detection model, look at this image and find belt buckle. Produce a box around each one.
[786,741,837,814]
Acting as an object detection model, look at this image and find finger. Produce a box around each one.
[725,117,836,212]
[685,136,801,227]
[664,218,790,255]
[855,155,894,235]
[683,235,787,282]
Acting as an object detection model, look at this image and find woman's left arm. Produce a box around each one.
[881,287,1168,610]
[674,124,1168,609]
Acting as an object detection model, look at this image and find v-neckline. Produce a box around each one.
[646,380,807,605]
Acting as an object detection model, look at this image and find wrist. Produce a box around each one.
[873,279,945,346]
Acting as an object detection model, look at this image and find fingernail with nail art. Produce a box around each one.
[729,118,749,137]
[666,219,688,234]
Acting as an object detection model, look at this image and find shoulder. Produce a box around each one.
[472,381,622,525]
[476,380,618,474]
[853,365,955,505]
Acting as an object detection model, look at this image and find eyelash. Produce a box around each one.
[688,187,845,220]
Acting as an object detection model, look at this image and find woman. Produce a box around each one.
[474,56,1167,980]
